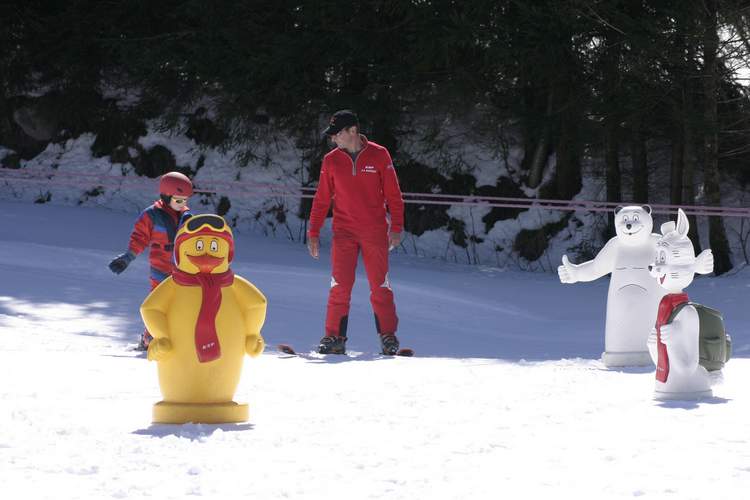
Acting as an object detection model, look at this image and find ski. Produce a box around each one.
[276,343,414,357]
[277,343,298,356]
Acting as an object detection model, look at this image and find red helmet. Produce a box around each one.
[159,172,193,197]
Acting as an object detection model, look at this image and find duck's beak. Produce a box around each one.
[187,254,225,273]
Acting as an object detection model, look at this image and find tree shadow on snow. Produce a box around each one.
[0,260,146,345]
[132,423,254,438]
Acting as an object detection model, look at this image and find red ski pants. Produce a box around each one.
[325,229,398,337]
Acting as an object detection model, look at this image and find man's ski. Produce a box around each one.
[276,343,413,357]
[277,343,298,356]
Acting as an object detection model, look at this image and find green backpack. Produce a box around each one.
[667,302,732,371]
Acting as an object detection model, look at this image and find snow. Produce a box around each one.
[1,199,749,500]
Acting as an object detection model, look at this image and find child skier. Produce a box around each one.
[108,171,193,350]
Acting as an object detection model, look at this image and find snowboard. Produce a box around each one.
[277,343,414,357]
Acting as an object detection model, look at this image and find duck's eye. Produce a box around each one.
[196,239,204,252]
[210,239,219,252]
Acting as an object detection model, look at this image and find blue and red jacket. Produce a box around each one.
[128,199,189,282]
[309,136,404,238]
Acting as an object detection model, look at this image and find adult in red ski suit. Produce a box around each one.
[108,171,193,348]
[308,110,405,355]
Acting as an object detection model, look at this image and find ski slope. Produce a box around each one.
[0,200,748,500]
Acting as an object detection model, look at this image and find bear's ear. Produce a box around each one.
[643,204,652,215]
[614,205,624,215]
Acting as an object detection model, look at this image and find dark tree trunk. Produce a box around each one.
[630,119,648,203]
[554,108,582,201]
[681,40,702,256]
[605,115,621,237]
[670,128,684,206]
[682,108,702,256]
[554,86,582,201]
[702,0,732,274]
[527,92,553,188]
[0,90,11,143]
[601,30,622,237]
[550,55,582,201]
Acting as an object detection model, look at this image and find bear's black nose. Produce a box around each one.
[626,223,632,230]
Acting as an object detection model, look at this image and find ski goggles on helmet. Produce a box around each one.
[184,214,228,233]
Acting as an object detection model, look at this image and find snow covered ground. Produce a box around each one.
[0,199,748,500]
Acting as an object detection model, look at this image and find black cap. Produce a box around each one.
[323,110,359,136]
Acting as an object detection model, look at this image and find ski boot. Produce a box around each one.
[380,334,400,355]
[318,335,346,355]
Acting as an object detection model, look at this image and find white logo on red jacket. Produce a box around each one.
[380,273,391,290]
[361,165,377,174]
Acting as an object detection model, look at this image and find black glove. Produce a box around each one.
[109,251,135,274]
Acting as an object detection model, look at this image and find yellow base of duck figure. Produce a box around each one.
[140,214,266,424]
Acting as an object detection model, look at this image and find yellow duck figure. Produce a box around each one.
[140,214,266,424]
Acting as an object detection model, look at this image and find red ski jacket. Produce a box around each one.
[128,199,189,280]
[309,136,404,238]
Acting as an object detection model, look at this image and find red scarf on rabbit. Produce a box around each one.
[172,269,235,363]
[655,292,689,383]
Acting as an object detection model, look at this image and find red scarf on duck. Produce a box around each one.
[172,268,235,363]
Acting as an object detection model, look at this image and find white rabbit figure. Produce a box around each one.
[646,208,714,400]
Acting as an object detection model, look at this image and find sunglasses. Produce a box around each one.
[185,214,227,233]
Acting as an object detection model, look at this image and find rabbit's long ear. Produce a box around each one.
[676,208,689,236]
[661,221,675,235]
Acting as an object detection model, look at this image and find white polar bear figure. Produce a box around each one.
[558,205,713,367]
[646,209,714,400]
